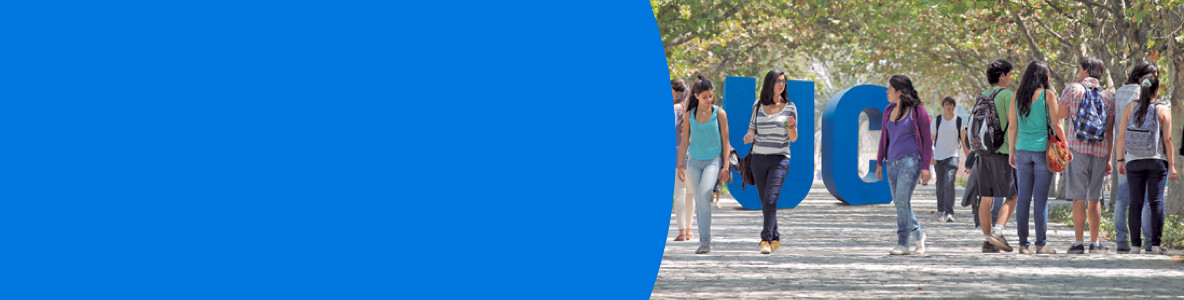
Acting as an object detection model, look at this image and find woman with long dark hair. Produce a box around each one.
[676,75,732,254]
[1006,61,1063,254]
[671,78,696,242]
[1111,61,1158,253]
[1115,74,1177,255]
[742,69,799,254]
[874,75,932,255]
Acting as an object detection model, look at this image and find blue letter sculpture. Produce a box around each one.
[820,85,891,205]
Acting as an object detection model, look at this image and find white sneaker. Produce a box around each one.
[912,232,927,254]
[946,215,955,223]
[890,245,910,255]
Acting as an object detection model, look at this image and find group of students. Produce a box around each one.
[672,58,1178,256]
[672,71,799,254]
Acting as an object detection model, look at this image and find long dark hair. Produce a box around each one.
[671,78,689,105]
[1132,74,1160,126]
[686,75,715,114]
[889,75,921,121]
[759,69,788,106]
[1126,61,1158,85]
[1014,61,1051,118]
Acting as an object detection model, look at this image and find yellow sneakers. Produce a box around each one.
[759,241,772,254]
[771,240,780,252]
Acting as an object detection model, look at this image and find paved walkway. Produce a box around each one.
[654,182,1184,299]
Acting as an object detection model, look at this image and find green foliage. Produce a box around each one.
[654,0,1184,117]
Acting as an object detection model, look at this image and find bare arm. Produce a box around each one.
[718,109,733,182]
[1047,91,1066,140]
[1115,102,1132,162]
[719,109,732,160]
[787,116,799,142]
[961,128,969,157]
[1160,107,1175,176]
[1008,93,1019,156]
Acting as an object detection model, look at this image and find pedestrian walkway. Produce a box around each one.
[654,182,1184,298]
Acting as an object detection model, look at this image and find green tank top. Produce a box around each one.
[688,105,722,160]
[1017,90,1048,152]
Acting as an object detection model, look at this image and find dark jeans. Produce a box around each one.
[752,154,790,242]
[1127,159,1168,247]
[935,157,959,216]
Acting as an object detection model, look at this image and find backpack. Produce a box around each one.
[1125,103,1162,158]
[968,88,1007,154]
[935,115,962,145]
[1072,86,1107,143]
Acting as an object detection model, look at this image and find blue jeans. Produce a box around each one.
[1113,174,1152,249]
[752,154,790,242]
[1015,150,1052,246]
[935,157,959,216]
[684,157,720,244]
[1126,159,1168,248]
[885,155,923,246]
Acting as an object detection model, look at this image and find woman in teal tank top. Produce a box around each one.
[676,75,732,254]
[1006,61,1064,254]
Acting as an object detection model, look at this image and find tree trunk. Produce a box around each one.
[1166,38,1184,217]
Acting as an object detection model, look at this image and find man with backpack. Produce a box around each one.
[932,97,963,222]
[969,59,1019,253]
[1056,57,1116,254]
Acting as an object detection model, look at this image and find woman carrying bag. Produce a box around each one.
[742,69,798,254]
[1006,61,1064,254]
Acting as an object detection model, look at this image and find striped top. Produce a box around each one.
[747,101,797,157]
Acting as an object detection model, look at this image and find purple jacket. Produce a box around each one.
[877,103,933,165]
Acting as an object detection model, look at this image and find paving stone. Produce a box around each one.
[654,182,1184,298]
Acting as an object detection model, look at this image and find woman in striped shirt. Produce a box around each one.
[743,69,798,254]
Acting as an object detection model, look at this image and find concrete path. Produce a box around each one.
[654,182,1184,299]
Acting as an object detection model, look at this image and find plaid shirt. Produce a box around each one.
[1058,78,1115,158]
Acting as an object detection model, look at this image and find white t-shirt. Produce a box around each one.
[930,113,961,160]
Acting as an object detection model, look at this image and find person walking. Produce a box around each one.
[874,75,932,255]
[743,69,799,254]
[931,97,963,222]
[676,75,732,254]
[671,78,696,241]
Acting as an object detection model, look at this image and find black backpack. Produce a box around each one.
[968,88,1007,154]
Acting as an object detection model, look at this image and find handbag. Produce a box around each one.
[1044,91,1073,172]
[735,102,760,190]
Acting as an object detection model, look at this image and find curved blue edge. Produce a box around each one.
[821,85,892,205]
[725,77,814,210]
[1,1,671,299]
